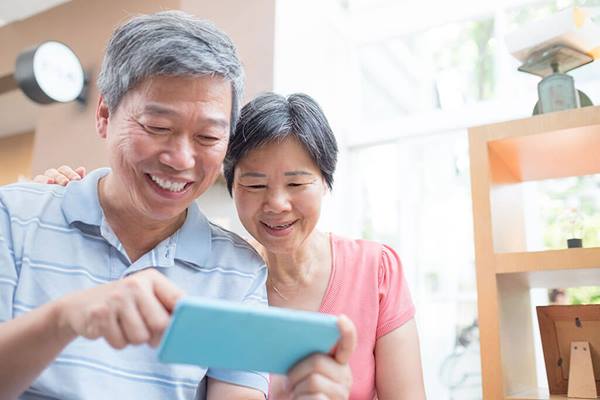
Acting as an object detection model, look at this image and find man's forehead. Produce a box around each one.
[122,76,232,123]
[137,75,230,96]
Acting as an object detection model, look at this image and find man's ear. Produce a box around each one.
[96,96,110,139]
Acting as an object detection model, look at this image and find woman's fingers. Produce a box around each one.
[74,166,87,178]
[57,165,83,181]
[332,315,357,365]
[32,175,54,184]
[32,165,86,186]
[284,315,356,400]
[43,168,68,185]
[291,371,350,399]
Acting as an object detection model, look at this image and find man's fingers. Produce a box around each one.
[104,312,128,349]
[134,283,172,347]
[333,315,356,364]
[117,298,151,345]
[127,269,183,346]
[150,270,185,312]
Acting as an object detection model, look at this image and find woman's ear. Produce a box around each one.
[322,177,330,196]
[95,96,110,139]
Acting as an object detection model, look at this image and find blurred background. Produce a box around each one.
[2,0,600,398]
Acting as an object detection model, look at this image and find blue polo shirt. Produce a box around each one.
[0,168,269,399]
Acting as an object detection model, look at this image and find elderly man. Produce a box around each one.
[0,11,354,400]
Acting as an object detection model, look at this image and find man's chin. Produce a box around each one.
[145,208,188,225]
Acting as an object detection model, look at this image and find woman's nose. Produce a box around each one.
[263,188,292,213]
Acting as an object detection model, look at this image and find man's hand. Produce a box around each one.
[33,165,86,185]
[57,268,184,348]
[271,315,356,400]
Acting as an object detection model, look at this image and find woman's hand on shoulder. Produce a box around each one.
[272,315,356,400]
[33,165,86,186]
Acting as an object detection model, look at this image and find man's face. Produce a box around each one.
[97,75,232,222]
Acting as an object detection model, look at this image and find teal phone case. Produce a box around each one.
[158,297,340,374]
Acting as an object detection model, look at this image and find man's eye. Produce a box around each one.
[245,185,266,189]
[196,135,220,144]
[288,183,306,187]
[143,124,171,134]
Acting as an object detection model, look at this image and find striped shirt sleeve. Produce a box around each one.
[0,196,18,322]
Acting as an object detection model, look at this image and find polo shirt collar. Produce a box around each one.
[61,167,107,227]
[175,202,212,267]
[62,167,211,267]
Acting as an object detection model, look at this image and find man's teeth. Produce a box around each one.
[150,175,187,192]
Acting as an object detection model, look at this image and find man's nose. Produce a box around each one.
[159,136,196,171]
[263,188,292,213]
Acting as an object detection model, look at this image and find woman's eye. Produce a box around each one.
[242,184,266,190]
[288,183,305,187]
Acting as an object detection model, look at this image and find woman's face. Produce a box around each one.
[232,136,328,255]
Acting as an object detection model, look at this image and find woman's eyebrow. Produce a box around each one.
[239,172,267,178]
[284,171,313,177]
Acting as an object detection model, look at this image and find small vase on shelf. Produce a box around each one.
[561,207,584,249]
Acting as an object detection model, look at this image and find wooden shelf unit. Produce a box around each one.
[468,105,600,399]
[506,388,574,399]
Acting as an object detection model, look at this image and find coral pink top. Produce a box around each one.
[321,234,416,400]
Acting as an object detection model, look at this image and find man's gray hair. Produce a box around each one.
[97,10,244,135]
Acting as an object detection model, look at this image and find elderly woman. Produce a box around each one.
[37,93,426,400]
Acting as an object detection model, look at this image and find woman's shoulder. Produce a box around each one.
[330,233,391,258]
[331,233,404,279]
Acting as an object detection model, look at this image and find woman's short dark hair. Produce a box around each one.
[223,92,338,195]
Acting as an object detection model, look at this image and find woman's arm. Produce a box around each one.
[375,318,426,400]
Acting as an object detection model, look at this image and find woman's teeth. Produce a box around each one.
[267,222,294,230]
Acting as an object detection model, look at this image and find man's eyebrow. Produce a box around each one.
[142,104,229,129]
[240,172,267,178]
[142,103,179,116]
[284,171,313,177]
[205,117,229,129]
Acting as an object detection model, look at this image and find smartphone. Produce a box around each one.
[158,297,340,374]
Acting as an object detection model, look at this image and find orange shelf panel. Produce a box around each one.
[506,389,571,399]
[496,247,600,274]
[488,125,600,183]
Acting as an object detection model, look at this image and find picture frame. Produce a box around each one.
[537,304,600,395]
